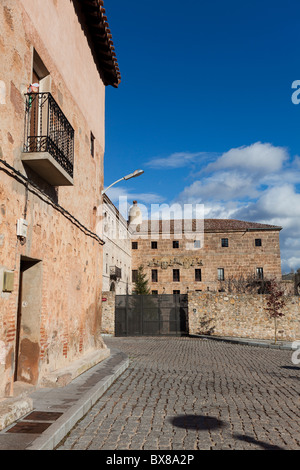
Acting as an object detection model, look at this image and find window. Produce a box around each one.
[217,268,224,281]
[195,269,202,281]
[132,242,138,249]
[152,290,158,295]
[151,241,157,249]
[152,269,158,282]
[194,240,201,249]
[256,267,264,279]
[255,239,262,247]
[90,132,95,157]
[173,269,180,282]
[132,270,138,282]
[221,238,228,247]
[173,240,179,249]
[173,290,180,295]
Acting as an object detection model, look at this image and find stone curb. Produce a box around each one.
[26,350,129,450]
[190,334,295,350]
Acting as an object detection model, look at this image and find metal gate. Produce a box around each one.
[115,294,188,337]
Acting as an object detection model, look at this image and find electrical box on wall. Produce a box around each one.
[17,218,28,238]
[3,271,14,293]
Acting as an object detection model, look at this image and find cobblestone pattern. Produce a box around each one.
[57,337,300,450]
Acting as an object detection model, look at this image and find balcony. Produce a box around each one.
[110,266,122,281]
[22,92,74,186]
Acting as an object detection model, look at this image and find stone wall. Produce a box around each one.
[131,226,282,295]
[101,292,116,335]
[188,292,300,342]
[0,0,106,397]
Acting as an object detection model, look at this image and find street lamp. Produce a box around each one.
[102,169,144,195]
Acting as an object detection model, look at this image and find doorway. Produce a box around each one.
[14,257,42,385]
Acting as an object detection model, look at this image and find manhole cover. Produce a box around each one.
[24,411,63,421]
[7,422,52,434]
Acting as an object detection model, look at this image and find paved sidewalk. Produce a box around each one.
[0,348,129,450]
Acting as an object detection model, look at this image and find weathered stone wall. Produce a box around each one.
[0,0,106,397]
[101,292,115,335]
[131,228,282,295]
[188,292,300,341]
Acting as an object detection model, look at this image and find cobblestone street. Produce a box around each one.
[57,337,300,451]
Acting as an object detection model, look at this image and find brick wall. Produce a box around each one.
[188,292,300,342]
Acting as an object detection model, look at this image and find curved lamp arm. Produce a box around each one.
[102,169,144,195]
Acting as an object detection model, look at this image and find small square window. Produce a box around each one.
[151,241,157,249]
[194,240,201,249]
[132,242,138,249]
[255,239,262,246]
[221,238,228,247]
[152,290,158,295]
[173,269,180,282]
[173,290,180,295]
[173,240,179,249]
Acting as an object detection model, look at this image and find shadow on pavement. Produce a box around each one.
[169,414,226,431]
[233,433,284,450]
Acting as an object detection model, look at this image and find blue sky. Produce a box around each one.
[103,0,300,273]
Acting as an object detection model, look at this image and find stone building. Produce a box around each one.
[0,0,120,397]
[102,194,132,294]
[130,206,282,294]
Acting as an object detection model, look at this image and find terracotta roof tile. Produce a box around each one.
[80,0,121,87]
[133,219,282,234]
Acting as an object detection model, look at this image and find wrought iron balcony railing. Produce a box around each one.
[110,266,122,281]
[23,92,74,184]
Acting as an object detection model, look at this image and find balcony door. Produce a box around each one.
[29,69,40,151]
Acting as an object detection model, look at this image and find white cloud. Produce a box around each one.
[173,143,300,273]
[146,151,217,169]
[205,142,288,175]
[106,186,163,205]
[179,171,259,202]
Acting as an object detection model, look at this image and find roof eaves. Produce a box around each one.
[80,0,121,88]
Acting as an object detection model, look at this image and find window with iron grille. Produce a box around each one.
[221,238,228,247]
[132,270,138,282]
[151,241,157,249]
[173,240,179,249]
[132,242,138,249]
[195,269,202,281]
[152,269,158,282]
[173,269,180,282]
[255,239,262,246]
